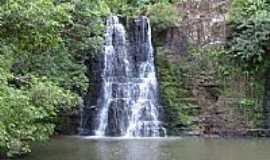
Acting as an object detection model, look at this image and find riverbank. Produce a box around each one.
[178,129,270,138]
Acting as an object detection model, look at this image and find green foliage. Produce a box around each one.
[239,98,263,127]
[226,0,270,128]
[227,0,270,73]
[0,0,82,157]
[194,46,265,129]
[145,3,183,32]
[157,47,228,135]
[156,48,198,135]
[0,75,79,157]
[0,0,72,53]
[0,38,80,157]
[95,0,183,32]
[100,0,184,16]
[66,0,109,58]
[0,0,94,94]
[240,98,256,109]
[0,37,80,158]
[102,0,146,15]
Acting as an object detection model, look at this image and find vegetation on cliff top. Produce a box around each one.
[227,0,270,73]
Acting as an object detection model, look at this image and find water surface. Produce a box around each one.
[23,136,270,160]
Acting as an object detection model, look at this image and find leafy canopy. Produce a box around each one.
[227,0,270,73]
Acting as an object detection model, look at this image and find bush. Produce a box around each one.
[145,3,183,32]
[0,0,81,157]
[227,0,270,73]
[0,76,79,157]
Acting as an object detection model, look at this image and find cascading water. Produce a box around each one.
[94,16,166,137]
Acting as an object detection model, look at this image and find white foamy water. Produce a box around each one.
[95,16,166,137]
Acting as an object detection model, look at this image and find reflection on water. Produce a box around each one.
[95,138,169,160]
[23,137,270,160]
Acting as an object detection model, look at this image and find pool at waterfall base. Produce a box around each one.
[23,136,270,160]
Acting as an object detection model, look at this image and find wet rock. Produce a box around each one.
[55,107,81,135]
[105,99,129,136]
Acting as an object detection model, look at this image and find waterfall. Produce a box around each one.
[94,16,166,137]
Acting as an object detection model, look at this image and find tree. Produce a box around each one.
[227,0,270,129]
[0,0,80,157]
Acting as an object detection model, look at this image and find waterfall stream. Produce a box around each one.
[94,16,166,137]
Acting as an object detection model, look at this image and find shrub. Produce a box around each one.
[145,3,183,32]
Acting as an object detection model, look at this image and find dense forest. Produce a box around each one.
[0,0,270,158]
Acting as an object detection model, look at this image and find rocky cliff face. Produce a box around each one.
[156,0,261,136]
[156,0,229,60]
[191,74,250,136]
[55,55,103,135]
[80,54,104,135]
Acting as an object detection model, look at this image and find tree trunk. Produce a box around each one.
[262,70,270,129]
